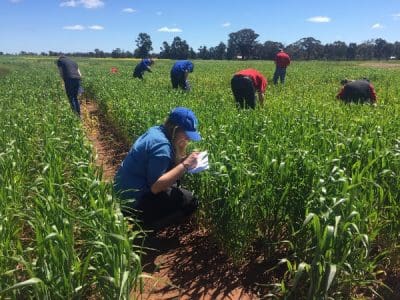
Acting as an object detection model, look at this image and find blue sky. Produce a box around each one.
[1,0,399,53]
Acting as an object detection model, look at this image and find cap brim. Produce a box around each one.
[185,131,201,141]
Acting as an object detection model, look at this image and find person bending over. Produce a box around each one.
[231,68,267,109]
[170,60,194,91]
[133,58,154,80]
[337,78,377,105]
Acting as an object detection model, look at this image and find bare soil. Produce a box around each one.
[81,99,129,181]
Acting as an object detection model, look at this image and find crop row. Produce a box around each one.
[0,57,141,300]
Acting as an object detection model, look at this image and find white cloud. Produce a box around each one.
[371,23,384,29]
[156,11,162,16]
[307,16,331,23]
[222,22,231,27]
[392,13,400,19]
[157,26,182,33]
[88,25,104,30]
[81,0,103,8]
[63,25,85,30]
[122,8,136,13]
[60,0,104,9]
[60,0,78,7]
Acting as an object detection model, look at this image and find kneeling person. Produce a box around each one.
[114,107,201,230]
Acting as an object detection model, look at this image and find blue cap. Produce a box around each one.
[168,107,201,141]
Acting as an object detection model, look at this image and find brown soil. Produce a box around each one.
[81,99,129,181]
[359,62,400,69]
[80,99,263,299]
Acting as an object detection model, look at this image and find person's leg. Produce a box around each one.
[170,71,179,89]
[273,67,279,85]
[231,76,245,109]
[242,77,256,109]
[136,186,198,230]
[65,79,81,116]
[280,68,286,84]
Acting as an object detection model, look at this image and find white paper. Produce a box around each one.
[188,151,209,174]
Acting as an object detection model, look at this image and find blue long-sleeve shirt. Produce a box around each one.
[171,60,194,75]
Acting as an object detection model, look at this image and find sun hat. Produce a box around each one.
[168,107,201,141]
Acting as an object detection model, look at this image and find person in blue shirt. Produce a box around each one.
[114,107,201,230]
[170,60,194,91]
[133,58,154,79]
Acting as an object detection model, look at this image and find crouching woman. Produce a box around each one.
[114,107,201,230]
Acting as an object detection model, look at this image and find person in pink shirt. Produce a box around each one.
[273,49,291,84]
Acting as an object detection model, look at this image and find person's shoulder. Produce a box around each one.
[147,126,169,141]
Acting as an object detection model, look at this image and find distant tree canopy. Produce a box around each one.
[227,28,259,59]
[160,36,190,59]
[134,32,153,58]
[11,29,400,60]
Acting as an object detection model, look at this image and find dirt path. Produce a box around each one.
[81,99,129,181]
[80,99,261,300]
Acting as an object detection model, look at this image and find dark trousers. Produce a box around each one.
[125,186,198,230]
[64,78,81,115]
[170,71,190,90]
[231,75,256,109]
[273,67,287,84]
[133,66,144,79]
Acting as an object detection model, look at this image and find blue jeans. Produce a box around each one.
[273,67,287,84]
[64,78,81,116]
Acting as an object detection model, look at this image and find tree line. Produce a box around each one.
[3,29,399,60]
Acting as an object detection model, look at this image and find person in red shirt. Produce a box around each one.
[273,49,291,84]
[230,69,267,109]
[336,79,377,105]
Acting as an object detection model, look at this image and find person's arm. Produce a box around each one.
[184,70,189,81]
[146,66,152,72]
[77,68,82,77]
[258,92,265,107]
[58,67,64,80]
[369,84,377,103]
[150,152,199,194]
[336,87,344,99]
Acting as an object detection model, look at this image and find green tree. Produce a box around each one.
[227,28,259,59]
[170,36,189,59]
[134,33,153,58]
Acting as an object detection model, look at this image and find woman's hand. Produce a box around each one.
[182,151,200,170]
